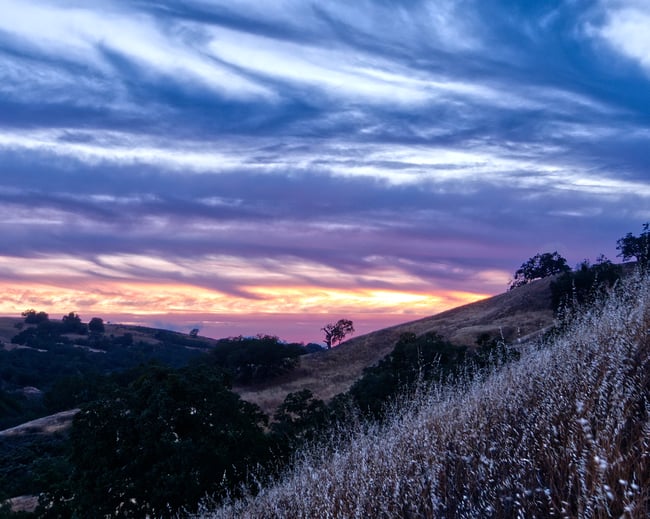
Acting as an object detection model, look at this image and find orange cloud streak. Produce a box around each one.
[0,280,489,319]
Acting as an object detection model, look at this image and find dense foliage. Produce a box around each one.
[550,256,622,314]
[0,434,70,506]
[204,335,306,385]
[47,366,270,518]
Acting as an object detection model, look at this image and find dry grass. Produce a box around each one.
[236,278,555,415]
[194,271,650,518]
[6,495,39,514]
[0,408,80,436]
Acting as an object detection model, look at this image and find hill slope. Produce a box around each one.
[0,318,220,431]
[236,277,554,412]
[197,271,650,518]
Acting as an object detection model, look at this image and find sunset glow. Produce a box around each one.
[0,278,491,342]
[0,282,473,316]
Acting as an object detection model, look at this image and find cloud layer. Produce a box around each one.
[1,0,649,340]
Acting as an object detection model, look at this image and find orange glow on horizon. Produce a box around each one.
[0,279,491,319]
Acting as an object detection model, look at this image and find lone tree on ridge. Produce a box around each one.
[322,319,355,349]
[509,251,570,290]
[617,222,649,267]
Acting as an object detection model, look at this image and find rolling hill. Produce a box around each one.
[235,276,555,413]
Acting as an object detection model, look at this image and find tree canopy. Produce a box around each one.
[21,309,49,324]
[88,317,105,334]
[63,365,270,517]
[616,222,649,267]
[322,319,355,349]
[205,335,306,385]
[509,251,571,290]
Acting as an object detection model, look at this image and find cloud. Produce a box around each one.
[0,0,273,101]
[590,1,650,74]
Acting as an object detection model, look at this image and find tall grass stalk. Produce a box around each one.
[192,271,650,518]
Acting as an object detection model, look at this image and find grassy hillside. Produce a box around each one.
[1,266,631,516]
[195,270,650,518]
[236,276,554,414]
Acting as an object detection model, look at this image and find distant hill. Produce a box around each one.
[236,277,555,414]
[0,317,219,431]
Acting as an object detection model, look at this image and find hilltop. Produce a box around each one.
[0,316,220,432]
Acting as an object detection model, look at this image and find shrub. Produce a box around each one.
[205,335,307,385]
[550,256,622,314]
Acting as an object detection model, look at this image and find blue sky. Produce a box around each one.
[0,0,648,341]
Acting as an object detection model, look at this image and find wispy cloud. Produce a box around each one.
[0,0,273,100]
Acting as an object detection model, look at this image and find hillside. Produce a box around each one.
[196,271,650,518]
[1,270,630,516]
[0,317,219,350]
[236,277,554,413]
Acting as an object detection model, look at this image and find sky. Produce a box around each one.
[0,0,649,343]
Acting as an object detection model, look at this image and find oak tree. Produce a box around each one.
[322,319,355,349]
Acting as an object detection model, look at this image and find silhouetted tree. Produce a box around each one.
[88,317,105,334]
[617,222,649,267]
[509,251,570,290]
[61,312,87,334]
[21,309,49,324]
[322,319,355,349]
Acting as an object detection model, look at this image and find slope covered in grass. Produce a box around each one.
[237,276,555,416]
[195,271,650,518]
